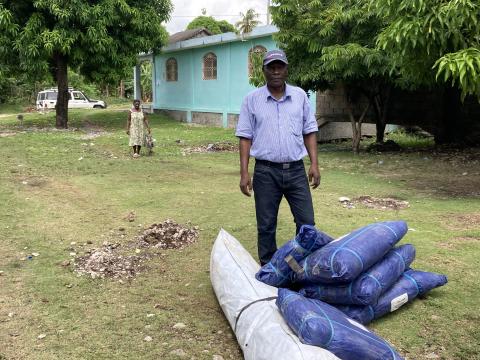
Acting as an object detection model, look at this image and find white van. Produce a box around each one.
[36,88,106,110]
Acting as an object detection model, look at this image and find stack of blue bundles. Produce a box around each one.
[277,288,405,360]
[255,225,333,287]
[253,220,448,359]
[299,244,416,305]
[335,269,448,324]
[293,221,409,284]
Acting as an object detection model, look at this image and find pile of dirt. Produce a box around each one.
[73,219,199,280]
[339,196,409,210]
[74,243,146,279]
[182,142,238,155]
[136,219,199,250]
[355,195,409,210]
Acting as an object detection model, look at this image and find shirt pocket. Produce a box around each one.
[289,113,303,136]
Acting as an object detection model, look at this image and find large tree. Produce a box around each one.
[271,0,395,153]
[186,16,235,35]
[372,0,480,143]
[0,0,172,128]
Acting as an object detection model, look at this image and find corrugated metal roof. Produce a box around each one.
[168,28,213,44]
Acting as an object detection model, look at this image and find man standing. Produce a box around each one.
[235,49,321,265]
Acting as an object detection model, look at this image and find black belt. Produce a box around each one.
[255,159,303,169]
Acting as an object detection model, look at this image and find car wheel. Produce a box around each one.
[93,105,104,109]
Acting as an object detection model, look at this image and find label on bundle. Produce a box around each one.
[285,255,304,274]
[391,293,408,312]
[347,318,369,332]
[330,234,348,244]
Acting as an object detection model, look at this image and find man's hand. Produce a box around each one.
[240,172,253,196]
[308,165,321,189]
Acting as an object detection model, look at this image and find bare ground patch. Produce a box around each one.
[437,235,480,249]
[73,219,199,280]
[377,147,480,198]
[0,131,17,137]
[442,213,480,231]
[79,121,110,140]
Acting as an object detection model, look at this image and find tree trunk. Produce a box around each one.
[105,84,110,98]
[54,52,69,129]
[373,86,391,143]
[119,80,125,98]
[347,102,371,155]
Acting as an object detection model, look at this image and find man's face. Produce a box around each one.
[263,61,288,88]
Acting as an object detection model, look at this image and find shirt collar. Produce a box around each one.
[263,83,291,102]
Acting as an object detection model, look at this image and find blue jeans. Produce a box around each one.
[253,160,315,265]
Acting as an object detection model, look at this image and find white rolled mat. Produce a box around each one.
[210,229,340,360]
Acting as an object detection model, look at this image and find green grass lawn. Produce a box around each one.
[0,108,479,360]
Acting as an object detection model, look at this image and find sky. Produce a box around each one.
[165,0,271,34]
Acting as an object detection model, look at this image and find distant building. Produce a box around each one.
[136,25,316,128]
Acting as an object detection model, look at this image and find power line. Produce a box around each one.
[170,13,267,18]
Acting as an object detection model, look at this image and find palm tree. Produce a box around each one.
[235,8,260,34]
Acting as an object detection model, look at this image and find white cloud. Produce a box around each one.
[165,0,271,34]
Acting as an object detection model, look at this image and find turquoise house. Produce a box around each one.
[137,25,316,128]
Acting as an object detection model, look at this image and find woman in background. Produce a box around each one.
[126,99,150,158]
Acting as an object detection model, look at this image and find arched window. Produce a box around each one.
[166,58,178,81]
[248,45,267,77]
[203,52,217,80]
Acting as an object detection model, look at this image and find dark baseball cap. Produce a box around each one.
[263,49,288,66]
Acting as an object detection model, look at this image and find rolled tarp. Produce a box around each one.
[256,225,333,287]
[277,288,404,360]
[210,229,340,360]
[293,221,409,284]
[300,244,416,305]
[335,269,448,324]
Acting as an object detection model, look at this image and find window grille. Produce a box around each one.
[166,58,178,81]
[203,53,217,80]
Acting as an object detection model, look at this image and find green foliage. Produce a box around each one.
[186,16,221,34]
[140,61,152,102]
[271,0,392,92]
[217,20,236,33]
[235,8,261,34]
[186,16,235,35]
[1,0,172,85]
[248,51,265,87]
[434,48,480,100]
[372,0,480,98]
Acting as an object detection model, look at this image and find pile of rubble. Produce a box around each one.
[74,243,145,279]
[339,195,409,210]
[136,219,199,250]
[181,142,238,155]
[73,220,199,280]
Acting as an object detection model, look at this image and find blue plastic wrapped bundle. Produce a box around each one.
[277,288,404,360]
[335,269,448,324]
[293,221,408,284]
[300,244,416,305]
[255,225,333,287]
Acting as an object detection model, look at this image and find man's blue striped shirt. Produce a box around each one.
[235,84,318,163]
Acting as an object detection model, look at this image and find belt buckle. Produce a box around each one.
[282,163,290,169]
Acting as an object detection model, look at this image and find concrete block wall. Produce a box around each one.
[192,112,223,127]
